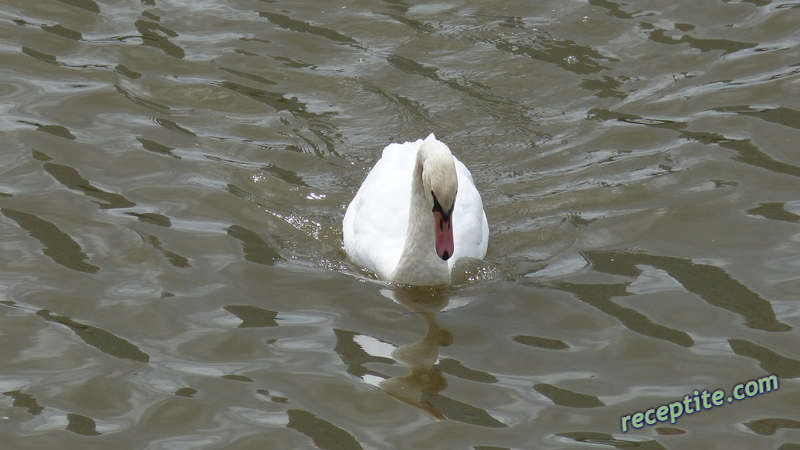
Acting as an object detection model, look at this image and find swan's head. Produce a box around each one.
[419,140,458,261]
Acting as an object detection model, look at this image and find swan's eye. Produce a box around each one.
[431,191,443,213]
[431,192,453,221]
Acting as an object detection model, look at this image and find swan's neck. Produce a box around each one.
[392,156,451,285]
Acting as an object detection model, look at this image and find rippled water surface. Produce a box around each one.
[1,0,799,448]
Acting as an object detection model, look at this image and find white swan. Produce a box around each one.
[343,134,488,285]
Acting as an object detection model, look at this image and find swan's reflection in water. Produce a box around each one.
[378,288,452,420]
[333,287,505,426]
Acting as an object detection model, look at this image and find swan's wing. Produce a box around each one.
[343,139,422,278]
[450,156,488,266]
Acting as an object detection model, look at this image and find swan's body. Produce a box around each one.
[343,134,488,285]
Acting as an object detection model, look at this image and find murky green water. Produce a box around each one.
[1,0,799,448]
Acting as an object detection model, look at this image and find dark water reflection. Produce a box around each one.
[1,0,799,448]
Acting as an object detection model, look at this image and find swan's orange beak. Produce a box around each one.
[434,211,454,260]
